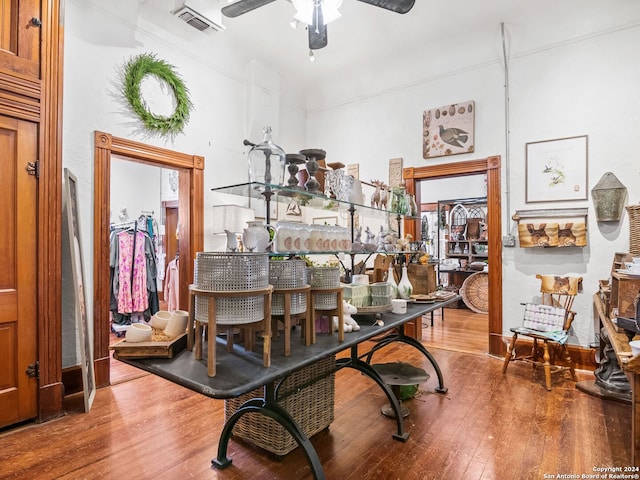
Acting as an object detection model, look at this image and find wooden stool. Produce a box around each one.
[309,287,344,343]
[271,285,312,356]
[187,284,273,377]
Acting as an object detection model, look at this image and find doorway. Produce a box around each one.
[92,131,204,388]
[418,175,488,354]
[404,156,503,357]
[163,203,179,284]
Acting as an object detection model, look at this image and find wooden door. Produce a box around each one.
[0,115,38,427]
[0,0,40,78]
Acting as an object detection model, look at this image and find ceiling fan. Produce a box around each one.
[221,0,416,50]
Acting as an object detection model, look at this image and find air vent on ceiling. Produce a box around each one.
[172,4,225,32]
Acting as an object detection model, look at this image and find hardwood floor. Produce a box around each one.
[421,306,489,355]
[1,319,630,480]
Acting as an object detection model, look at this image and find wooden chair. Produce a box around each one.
[187,284,273,377]
[502,274,582,391]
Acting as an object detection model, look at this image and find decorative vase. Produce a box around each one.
[390,187,408,215]
[387,265,399,299]
[397,265,413,300]
[151,310,172,330]
[164,309,189,338]
[242,220,272,252]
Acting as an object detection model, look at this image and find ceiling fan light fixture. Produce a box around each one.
[309,49,316,62]
[292,0,342,26]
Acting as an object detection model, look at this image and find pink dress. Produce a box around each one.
[117,231,148,314]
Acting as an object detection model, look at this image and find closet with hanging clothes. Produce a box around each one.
[109,214,160,333]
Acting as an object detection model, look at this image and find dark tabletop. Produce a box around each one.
[119,297,459,399]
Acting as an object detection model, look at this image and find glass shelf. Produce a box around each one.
[211,182,419,221]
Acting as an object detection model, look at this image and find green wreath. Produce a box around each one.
[121,53,193,137]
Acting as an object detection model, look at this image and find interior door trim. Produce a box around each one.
[93,131,204,387]
[403,156,503,356]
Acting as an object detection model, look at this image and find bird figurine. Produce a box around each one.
[439,125,468,148]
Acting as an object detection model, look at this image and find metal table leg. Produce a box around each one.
[212,384,326,480]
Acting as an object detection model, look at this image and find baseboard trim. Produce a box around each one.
[500,335,597,371]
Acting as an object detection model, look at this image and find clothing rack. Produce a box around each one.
[110,220,136,232]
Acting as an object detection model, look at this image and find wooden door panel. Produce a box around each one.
[0,115,37,427]
[0,0,40,78]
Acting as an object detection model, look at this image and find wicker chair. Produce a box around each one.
[502,274,582,391]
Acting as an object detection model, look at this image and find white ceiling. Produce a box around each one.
[157,0,640,103]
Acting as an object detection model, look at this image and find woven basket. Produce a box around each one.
[269,259,307,315]
[193,252,269,324]
[460,272,489,314]
[224,356,336,456]
[308,267,340,310]
[627,205,640,255]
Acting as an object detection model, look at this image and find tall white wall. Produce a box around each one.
[61,0,306,366]
[307,20,640,346]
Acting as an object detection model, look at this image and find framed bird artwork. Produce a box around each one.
[423,100,475,159]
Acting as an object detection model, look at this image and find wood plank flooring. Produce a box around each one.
[421,306,489,355]
[1,314,630,480]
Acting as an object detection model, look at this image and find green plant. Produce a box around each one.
[121,53,193,138]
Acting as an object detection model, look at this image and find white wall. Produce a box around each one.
[110,157,162,224]
[62,0,306,366]
[306,20,640,346]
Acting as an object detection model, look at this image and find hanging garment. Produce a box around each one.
[117,230,148,314]
[164,257,179,312]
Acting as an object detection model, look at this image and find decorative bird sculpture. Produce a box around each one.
[439,125,469,148]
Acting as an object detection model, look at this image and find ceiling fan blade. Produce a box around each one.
[356,0,416,14]
[221,0,277,18]
[308,2,328,50]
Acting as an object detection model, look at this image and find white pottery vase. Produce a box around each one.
[151,310,172,330]
[224,230,238,252]
[164,309,189,338]
[242,220,271,252]
[398,265,413,300]
[125,323,152,343]
[387,265,398,299]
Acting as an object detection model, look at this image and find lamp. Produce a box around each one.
[211,205,255,251]
[591,172,627,222]
[292,0,343,26]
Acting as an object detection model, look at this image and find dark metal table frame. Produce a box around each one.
[119,297,460,480]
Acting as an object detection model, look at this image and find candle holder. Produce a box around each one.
[300,148,326,194]
[285,153,306,189]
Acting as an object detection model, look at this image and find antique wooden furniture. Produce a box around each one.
[187,284,273,377]
[592,293,640,467]
[502,274,582,391]
[610,271,640,319]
